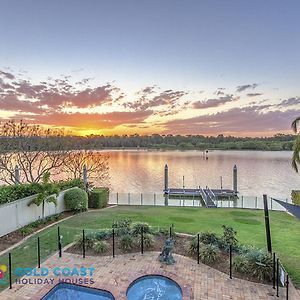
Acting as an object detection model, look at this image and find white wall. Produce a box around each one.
[0,189,72,237]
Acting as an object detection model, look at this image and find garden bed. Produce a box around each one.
[65,219,273,286]
[0,212,73,252]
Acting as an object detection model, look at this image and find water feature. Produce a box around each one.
[127,275,182,300]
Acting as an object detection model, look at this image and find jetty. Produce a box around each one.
[163,164,238,208]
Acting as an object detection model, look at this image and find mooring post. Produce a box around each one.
[164,164,168,193]
[233,165,238,195]
[263,194,272,253]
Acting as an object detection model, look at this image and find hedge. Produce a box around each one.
[292,190,300,206]
[88,187,109,209]
[64,187,88,212]
[0,179,84,205]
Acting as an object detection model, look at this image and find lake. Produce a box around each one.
[99,150,299,200]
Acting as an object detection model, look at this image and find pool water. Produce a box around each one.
[42,283,115,300]
[127,275,182,300]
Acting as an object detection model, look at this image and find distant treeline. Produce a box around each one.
[0,133,295,151]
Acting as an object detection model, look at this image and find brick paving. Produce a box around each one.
[0,251,298,299]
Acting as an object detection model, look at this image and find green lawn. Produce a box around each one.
[1,206,300,290]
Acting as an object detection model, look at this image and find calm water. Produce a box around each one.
[99,150,299,199]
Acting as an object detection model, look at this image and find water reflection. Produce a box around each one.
[58,150,299,199]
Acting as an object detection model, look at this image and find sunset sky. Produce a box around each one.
[0,0,300,136]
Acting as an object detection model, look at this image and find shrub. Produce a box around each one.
[199,232,220,245]
[94,228,113,240]
[188,236,199,256]
[20,226,34,236]
[244,249,273,281]
[57,179,84,191]
[199,244,220,264]
[233,255,249,274]
[73,233,95,249]
[236,244,258,255]
[291,190,300,206]
[112,218,132,235]
[64,188,88,212]
[131,222,151,236]
[88,187,109,209]
[0,179,83,205]
[233,248,272,281]
[222,225,238,245]
[152,227,169,237]
[136,233,154,248]
[93,240,110,253]
[120,234,134,252]
[0,183,42,205]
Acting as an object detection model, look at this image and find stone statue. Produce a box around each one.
[159,238,175,265]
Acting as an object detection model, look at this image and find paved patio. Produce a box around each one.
[0,251,297,299]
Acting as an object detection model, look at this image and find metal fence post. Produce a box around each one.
[9,253,12,289]
[116,193,119,204]
[271,197,273,210]
[128,193,130,205]
[241,196,244,208]
[58,226,62,258]
[197,233,200,264]
[154,194,156,205]
[286,274,289,300]
[37,237,41,268]
[255,197,258,209]
[141,228,144,254]
[169,226,172,238]
[112,229,115,258]
[82,230,85,258]
[230,245,232,279]
[273,252,276,289]
[276,258,279,297]
[141,193,143,205]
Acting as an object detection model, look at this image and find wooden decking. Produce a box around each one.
[165,188,237,208]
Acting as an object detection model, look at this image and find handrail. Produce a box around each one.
[199,188,208,207]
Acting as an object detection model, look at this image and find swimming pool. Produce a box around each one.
[42,283,115,300]
[126,275,182,300]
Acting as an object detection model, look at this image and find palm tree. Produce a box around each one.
[292,117,300,172]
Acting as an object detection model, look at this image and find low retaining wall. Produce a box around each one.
[0,189,72,237]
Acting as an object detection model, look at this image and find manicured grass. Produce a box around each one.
[1,206,300,290]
